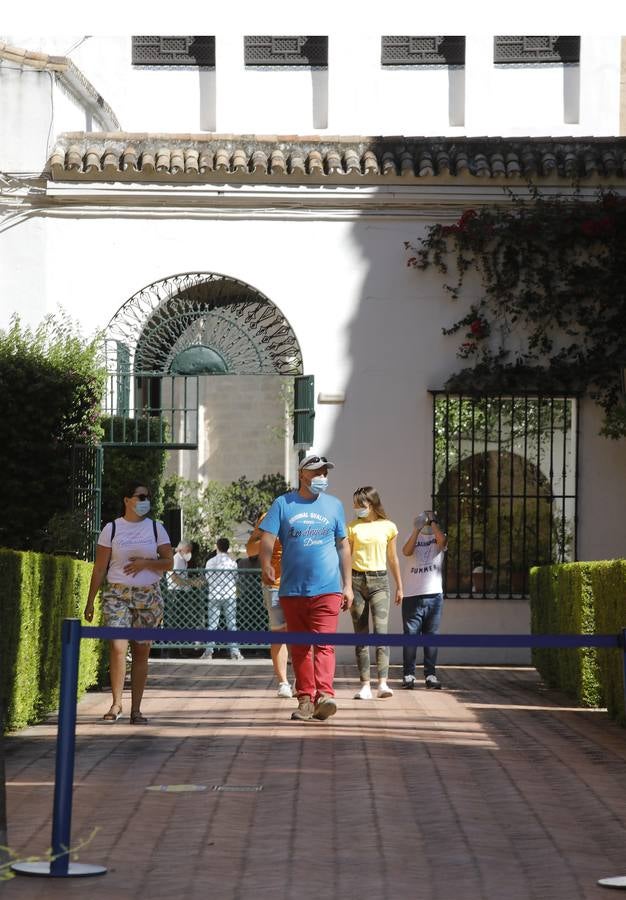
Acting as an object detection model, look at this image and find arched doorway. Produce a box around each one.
[106,271,303,376]
[103,271,306,486]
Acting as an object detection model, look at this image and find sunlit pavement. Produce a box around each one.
[4,660,626,899]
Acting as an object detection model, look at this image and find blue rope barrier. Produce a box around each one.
[81,625,621,649]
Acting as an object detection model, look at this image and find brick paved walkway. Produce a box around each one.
[4,660,626,899]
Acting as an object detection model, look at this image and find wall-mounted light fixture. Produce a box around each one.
[317,392,345,404]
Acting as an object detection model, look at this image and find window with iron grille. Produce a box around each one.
[244,36,328,66]
[381,36,465,66]
[432,394,578,598]
[494,36,580,65]
[132,36,216,67]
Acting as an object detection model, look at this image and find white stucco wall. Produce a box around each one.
[2,27,626,664]
[0,67,54,171]
[167,375,289,485]
[3,205,626,560]
[1,33,621,141]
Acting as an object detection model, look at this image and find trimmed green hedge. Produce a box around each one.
[589,560,626,724]
[530,560,626,723]
[0,548,104,732]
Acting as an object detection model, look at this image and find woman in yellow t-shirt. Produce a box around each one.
[348,486,403,700]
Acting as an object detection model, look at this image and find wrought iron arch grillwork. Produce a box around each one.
[105,272,303,376]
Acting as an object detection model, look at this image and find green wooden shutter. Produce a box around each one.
[293,375,315,447]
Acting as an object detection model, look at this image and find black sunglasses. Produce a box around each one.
[303,456,327,466]
[133,493,150,501]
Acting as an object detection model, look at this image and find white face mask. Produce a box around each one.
[182,552,192,562]
[354,507,369,518]
[309,475,328,495]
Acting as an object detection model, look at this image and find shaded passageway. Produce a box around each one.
[4,662,626,899]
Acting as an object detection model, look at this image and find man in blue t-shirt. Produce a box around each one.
[259,452,353,722]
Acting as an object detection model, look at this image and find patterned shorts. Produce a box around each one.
[102,583,164,643]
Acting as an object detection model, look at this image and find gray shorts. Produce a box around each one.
[262,585,286,629]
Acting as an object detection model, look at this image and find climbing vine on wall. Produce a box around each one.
[405,189,626,438]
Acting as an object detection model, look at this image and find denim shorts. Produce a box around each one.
[262,585,286,629]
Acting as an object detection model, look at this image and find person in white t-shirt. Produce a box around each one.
[401,510,447,690]
[84,480,173,723]
[202,538,244,661]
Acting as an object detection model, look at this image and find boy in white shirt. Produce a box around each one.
[202,538,244,660]
[401,510,447,689]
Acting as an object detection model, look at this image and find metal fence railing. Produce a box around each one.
[154,568,269,649]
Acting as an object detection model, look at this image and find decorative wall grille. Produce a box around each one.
[132,36,216,67]
[381,36,465,66]
[244,36,328,66]
[494,36,580,64]
[105,273,303,378]
[432,394,578,598]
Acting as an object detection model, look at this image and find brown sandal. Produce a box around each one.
[130,711,149,725]
[103,704,122,722]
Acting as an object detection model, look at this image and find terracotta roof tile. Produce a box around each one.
[47,134,626,183]
[270,149,285,175]
[289,149,305,175]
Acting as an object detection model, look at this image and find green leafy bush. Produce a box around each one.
[0,314,105,552]
[163,473,290,559]
[100,416,169,528]
[407,190,626,438]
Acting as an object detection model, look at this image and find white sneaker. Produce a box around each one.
[277,682,293,698]
[425,674,443,689]
[353,683,373,700]
[377,682,394,698]
[200,650,213,660]
[230,649,244,660]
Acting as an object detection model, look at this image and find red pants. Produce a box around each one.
[280,593,342,701]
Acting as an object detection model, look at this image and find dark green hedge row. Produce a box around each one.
[530,560,626,723]
[0,548,103,732]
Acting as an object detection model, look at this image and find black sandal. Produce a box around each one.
[130,711,149,725]
[103,704,122,722]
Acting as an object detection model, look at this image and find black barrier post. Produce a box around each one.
[12,619,106,879]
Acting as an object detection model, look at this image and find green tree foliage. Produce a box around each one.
[100,417,169,528]
[0,314,105,551]
[163,473,290,559]
[406,189,626,437]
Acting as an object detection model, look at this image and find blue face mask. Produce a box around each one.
[135,499,151,516]
[354,507,369,518]
[309,476,328,495]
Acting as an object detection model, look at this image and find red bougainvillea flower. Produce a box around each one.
[580,216,614,238]
[470,319,485,336]
[459,209,477,224]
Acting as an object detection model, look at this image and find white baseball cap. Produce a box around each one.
[299,452,335,470]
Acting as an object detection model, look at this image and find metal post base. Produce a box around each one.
[11,861,107,877]
[598,875,626,889]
